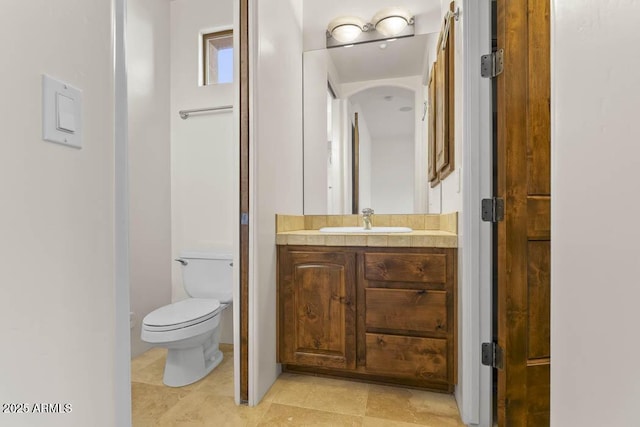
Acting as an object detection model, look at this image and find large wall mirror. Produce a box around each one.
[302,0,443,215]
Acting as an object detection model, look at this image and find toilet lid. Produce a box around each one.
[143,298,221,327]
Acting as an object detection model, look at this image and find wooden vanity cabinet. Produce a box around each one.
[277,249,357,369]
[278,245,457,392]
[362,251,456,390]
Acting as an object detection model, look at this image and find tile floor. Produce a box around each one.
[131,345,464,426]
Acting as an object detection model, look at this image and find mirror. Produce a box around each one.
[303,15,440,214]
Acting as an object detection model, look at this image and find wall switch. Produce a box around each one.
[42,75,82,149]
[56,93,77,132]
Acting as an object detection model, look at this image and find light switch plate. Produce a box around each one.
[42,75,82,149]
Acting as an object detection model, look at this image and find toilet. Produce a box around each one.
[141,251,232,387]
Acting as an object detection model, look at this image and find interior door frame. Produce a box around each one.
[113,0,251,420]
[114,0,132,424]
[239,0,250,403]
[458,1,493,425]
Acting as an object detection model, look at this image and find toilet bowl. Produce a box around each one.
[141,251,233,387]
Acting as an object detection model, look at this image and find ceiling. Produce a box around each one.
[327,34,430,83]
[350,86,415,140]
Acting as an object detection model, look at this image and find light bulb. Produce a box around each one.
[371,8,413,37]
[332,24,363,43]
[376,16,408,37]
[328,16,366,43]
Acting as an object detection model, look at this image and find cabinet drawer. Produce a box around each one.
[365,288,447,333]
[366,334,448,382]
[364,253,447,284]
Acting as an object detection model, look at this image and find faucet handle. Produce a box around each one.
[362,208,374,216]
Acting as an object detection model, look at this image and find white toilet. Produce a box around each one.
[141,251,233,387]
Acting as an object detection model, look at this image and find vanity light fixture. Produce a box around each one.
[371,7,414,37]
[327,16,369,43]
[326,8,414,49]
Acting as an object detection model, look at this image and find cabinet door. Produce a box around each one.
[279,249,356,369]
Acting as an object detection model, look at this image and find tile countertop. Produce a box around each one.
[275,213,458,248]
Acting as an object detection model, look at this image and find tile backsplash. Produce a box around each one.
[276,213,458,234]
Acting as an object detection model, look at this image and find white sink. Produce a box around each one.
[318,226,413,233]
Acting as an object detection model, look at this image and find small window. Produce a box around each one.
[202,30,233,85]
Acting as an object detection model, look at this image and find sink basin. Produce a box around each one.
[318,226,413,233]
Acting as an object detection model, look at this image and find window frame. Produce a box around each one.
[202,29,234,86]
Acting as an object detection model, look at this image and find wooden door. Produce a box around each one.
[278,249,357,369]
[239,0,249,402]
[496,0,551,425]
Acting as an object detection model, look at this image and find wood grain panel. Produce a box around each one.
[498,0,551,423]
[364,253,447,284]
[527,196,551,240]
[527,363,550,425]
[435,36,448,171]
[366,334,448,382]
[497,0,530,424]
[528,242,550,359]
[356,251,366,367]
[365,288,447,333]
[438,2,456,181]
[294,264,347,354]
[279,250,356,369]
[427,66,439,187]
[527,0,551,195]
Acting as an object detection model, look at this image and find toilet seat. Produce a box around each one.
[143,298,221,332]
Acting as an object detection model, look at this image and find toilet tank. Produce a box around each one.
[179,251,233,303]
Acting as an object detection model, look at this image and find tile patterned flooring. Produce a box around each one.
[131,345,464,426]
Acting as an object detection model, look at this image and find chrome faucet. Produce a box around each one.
[362,208,374,230]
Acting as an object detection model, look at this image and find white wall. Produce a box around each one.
[303,50,347,214]
[551,1,640,425]
[251,0,304,404]
[328,98,347,213]
[343,76,424,214]
[127,0,172,358]
[303,50,330,214]
[0,1,117,425]
[371,136,414,213]
[170,0,235,344]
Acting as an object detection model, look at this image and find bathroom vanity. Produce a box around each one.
[276,214,457,393]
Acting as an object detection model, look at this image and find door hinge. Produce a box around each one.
[481,197,504,222]
[482,342,504,369]
[481,49,504,78]
[240,212,249,225]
